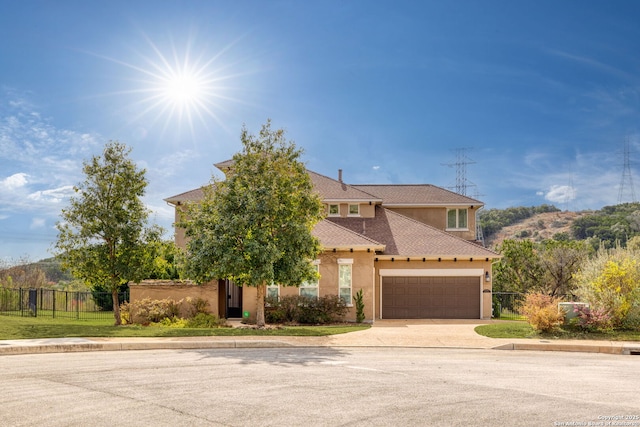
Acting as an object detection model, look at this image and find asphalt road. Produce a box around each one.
[1,347,639,426]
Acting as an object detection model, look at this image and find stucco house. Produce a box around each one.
[154,162,500,322]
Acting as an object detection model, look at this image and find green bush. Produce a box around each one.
[186,312,227,328]
[265,295,348,324]
[120,298,182,325]
[353,289,365,323]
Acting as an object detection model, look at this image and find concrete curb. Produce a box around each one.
[1,338,639,356]
[0,340,296,356]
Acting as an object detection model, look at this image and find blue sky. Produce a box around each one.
[1,0,640,262]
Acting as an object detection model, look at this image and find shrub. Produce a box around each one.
[571,305,613,332]
[120,298,182,325]
[353,289,365,323]
[573,246,640,328]
[186,312,227,328]
[521,293,564,332]
[265,294,348,324]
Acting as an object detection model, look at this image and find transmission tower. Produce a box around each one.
[618,138,637,204]
[442,147,476,196]
[442,148,485,245]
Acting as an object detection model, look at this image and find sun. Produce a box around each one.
[94,33,242,137]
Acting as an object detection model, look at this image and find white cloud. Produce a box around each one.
[0,173,28,191]
[372,165,380,171]
[27,185,75,203]
[544,185,577,204]
[30,217,46,229]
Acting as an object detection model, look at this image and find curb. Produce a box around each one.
[0,340,295,356]
[493,342,640,355]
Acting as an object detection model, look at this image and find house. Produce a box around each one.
[153,163,500,322]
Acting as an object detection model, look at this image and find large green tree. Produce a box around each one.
[183,121,325,327]
[494,239,589,296]
[54,141,162,325]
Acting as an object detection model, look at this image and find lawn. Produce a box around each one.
[475,320,640,341]
[0,315,370,340]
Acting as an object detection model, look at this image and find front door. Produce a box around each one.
[226,280,243,318]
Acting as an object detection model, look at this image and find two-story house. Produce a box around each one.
[161,163,500,322]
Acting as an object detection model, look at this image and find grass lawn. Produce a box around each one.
[0,315,370,340]
[475,320,640,341]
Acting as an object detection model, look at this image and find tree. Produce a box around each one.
[183,121,325,327]
[538,240,590,297]
[493,240,544,293]
[54,141,162,325]
[573,245,640,328]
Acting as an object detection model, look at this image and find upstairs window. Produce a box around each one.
[348,204,360,216]
[447,208,468,230]
[328,204,340,216]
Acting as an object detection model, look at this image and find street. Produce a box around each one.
[1,347,638,426]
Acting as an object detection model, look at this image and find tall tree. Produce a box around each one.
[54,141,162,325]
[183,121,324,327]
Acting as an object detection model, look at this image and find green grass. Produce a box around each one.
[475,320,640,341]
[0,315,370,340]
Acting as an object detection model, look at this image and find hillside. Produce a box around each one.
[483,210,589,249]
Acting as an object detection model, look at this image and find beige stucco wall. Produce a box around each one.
[374,258,493,319]
[130,280,220,317]
[326,203,376,218]
[386,206,479,241]
[241,250,377,323]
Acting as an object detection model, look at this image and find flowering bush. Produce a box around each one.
[521,293,564,332]
[571,305,613,332]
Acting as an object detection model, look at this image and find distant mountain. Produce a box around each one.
[480,202,640,250]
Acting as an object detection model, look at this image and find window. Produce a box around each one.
[267,283,279,300]
[338,259,353,305]
[447,208,468,229]
[348,204,359,216]
[300,261,320,299]
[328,204,339,216]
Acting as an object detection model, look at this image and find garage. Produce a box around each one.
[381,276,480,319]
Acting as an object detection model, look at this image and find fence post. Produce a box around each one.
[52,289,56,318]
[76,291,80,319]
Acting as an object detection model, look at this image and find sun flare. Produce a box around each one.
[96,33,243,137]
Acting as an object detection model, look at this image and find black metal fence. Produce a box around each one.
[0,287,129,320]
[492,292,526,320]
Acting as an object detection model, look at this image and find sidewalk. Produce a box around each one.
[1,319,639,356]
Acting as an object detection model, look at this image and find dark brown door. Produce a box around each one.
[381,276,480,319]
[226,280,243,318]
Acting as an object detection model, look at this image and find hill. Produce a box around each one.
[483,210,589,249]
[480,202,640,250]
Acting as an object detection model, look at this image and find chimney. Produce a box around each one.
[338,169,343,182]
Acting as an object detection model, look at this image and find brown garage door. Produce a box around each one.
[382,276,480,319]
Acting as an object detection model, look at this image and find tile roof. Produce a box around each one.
[164,185,212,204]
[352,184,482,206]
[308,170,381,202]
[328,206,498,258]
[312,220,384,250]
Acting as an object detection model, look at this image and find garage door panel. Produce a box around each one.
[382,276,480,319]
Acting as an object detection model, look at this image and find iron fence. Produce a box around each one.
[492,292,526,320]
[492,292,576,320]
[0,287,129,320]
